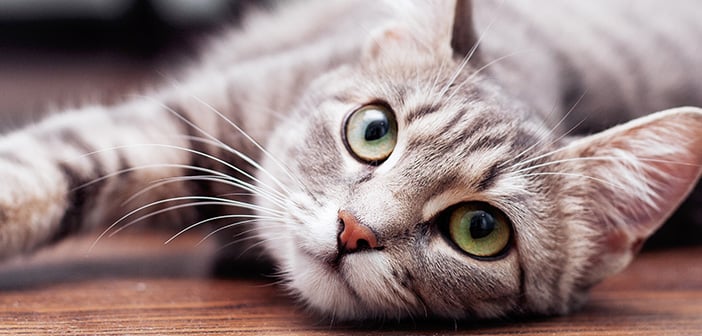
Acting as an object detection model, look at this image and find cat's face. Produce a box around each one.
[254,0,702,321]
[256,44,572,319]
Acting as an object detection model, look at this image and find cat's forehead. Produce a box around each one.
[309,62,544,182]
[322,56,478,103]
[305,76,541,205]
[293,59,551,209]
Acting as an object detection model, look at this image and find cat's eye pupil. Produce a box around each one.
[469,211,494,239]
[364,118,389,141]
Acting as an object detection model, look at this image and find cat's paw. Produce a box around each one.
[0,164,69,259]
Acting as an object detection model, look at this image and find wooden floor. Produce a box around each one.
[0,232,700,335]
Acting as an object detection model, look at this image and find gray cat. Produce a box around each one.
[0,0,701,321]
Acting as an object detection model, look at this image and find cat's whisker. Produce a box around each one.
[73,162,286,209]
[438,54,472,99]
[426,59,447,102]
[512,116,590,169]
[226,233,292,258]
[89,195,285,251]
[175,134,300,202]
[511,155,701,176]
[186,94,308,197]
[446,50,531,102]
[77,142,289,204]
[189,97,324,209]
[212,230,291,258]
[71,163,204,192]
[508,100,564,166]
[120,174,210,206]
[223,223,290,247]
[196,217,284,246]
[510,99,588,169]
[161,142,288,200]
[506,84,591,171]
[108,199,285,239]
[176,134,291,194]
[129,195,285,225]
[438,1,502,99]
[121,174,288,210]
[509,90,590,169]
[164,214,285,245]
[505,171,629,192]
[134,95,302,202]
[216,192,256,198]
[251,277,288,288]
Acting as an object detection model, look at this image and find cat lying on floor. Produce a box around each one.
[0,0,701,321]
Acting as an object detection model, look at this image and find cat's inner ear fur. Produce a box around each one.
[450,0,481,61]
[555,107,702,287]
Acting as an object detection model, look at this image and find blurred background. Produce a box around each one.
[0,0,271,282]
[0,0,264,129]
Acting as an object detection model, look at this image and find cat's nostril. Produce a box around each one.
[338,210,379,253]
[355,239,370,249]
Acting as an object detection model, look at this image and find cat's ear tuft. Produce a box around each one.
[450,0,480,61]
[556,107,702,285]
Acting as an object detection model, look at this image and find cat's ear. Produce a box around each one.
[555,107,702,286]
[450,0,481,61]
[362,24,424,61]
[363,0,479,62]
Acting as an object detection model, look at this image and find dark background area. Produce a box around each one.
[0,0,257,57]
[0,0,263,128]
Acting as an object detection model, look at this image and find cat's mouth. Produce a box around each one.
[329,245,385,271]
[297,242,384,272]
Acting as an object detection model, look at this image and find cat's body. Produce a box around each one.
[1,0,702,322]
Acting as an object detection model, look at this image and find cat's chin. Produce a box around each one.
[285,246,424,321]
[285,247,367,320]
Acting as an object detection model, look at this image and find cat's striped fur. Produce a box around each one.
[1,0,701,321]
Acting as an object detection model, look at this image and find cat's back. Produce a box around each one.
[198,0,384,72]
[186,0,702,133]
[474,0,702,132]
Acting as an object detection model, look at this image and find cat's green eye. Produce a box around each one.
[343,104,398,164]
[447,202,511,258]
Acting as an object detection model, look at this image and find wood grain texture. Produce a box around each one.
[0,233,700,335]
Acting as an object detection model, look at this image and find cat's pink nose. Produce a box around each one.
[338,210,378,253]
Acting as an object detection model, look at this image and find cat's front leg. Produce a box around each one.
[0,96,226,259]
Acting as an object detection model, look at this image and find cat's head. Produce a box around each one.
[255,0,702,321]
